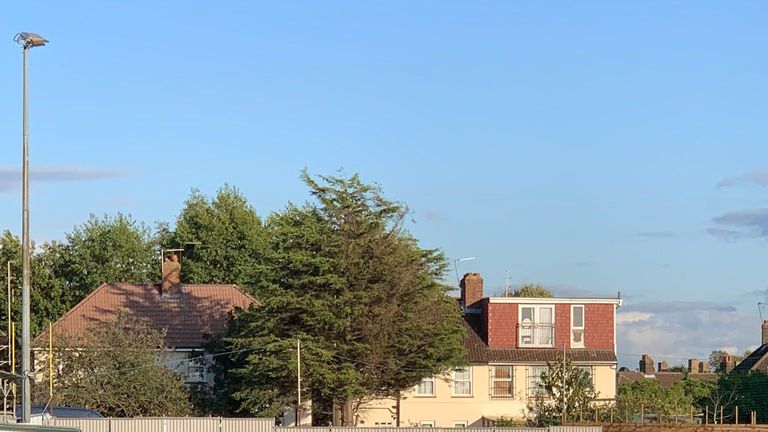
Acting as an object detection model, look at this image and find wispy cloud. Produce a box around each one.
[637,231,676,239]
[424,209,446,222]
[708,208,768,240]
[717,169,768,188]
[618,301,757,361]
[0,165,130,193]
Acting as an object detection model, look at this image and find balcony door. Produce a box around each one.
[519,305,554,347]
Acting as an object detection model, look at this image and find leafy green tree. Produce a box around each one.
[527,356,597,426]
[209,172,465,424]
[171,185,267,290]
[35,312,193,417]
[512,283,554,298]
[59,213,159,300]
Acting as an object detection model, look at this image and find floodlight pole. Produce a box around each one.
[16,31,47,424]
[20,41,32,425]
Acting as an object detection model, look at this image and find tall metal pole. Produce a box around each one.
[21,44,31,424]
[7,261,11,368]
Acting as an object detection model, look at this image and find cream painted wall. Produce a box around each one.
[358,363,617,428]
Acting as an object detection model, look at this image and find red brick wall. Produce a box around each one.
[483,301,615,350]
[554,303,571,349]
[486,303,518,348]
[585,303,614,349]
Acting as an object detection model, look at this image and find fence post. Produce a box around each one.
[720,406,724,424]
[705,406,709,425]
[735,406,739,424]
[640,404,644,424]
[690,405,693,423]
[610,407,614,424]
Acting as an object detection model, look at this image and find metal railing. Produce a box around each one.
[518,323,555,348]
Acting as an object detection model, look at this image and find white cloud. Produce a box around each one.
[616,311,653,324]
[617,301,758,365]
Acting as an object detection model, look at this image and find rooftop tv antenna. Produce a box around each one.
[759,302,764,321]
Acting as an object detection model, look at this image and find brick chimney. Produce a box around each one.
[658,361,669,372]
[722,355,735,373]
[162,255,182,297]
[699,362,710,373]
[639,354,654,375]
[460,273,483,309]
[762,320,768,345]
[688,358,700,374]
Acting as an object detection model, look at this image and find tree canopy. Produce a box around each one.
[208,171,465,424]
[512,283,554,298]
[171,185,267,291]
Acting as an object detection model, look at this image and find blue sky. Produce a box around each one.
[1,1,767,366]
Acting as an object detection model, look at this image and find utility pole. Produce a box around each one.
[6,261,12,368]
[562,343,566,425]
[296,339,302,427]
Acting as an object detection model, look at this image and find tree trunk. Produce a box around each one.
[343,399,354,426]
[396,392,401,427]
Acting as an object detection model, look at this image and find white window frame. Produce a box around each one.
[414,377,435,396]
[453,421,468,428]
[528,365,549,398]
[490,365,514,398]
[571,304,585,348]
[419,421,435,428]
[452,366,472,396]
[518,304,555,347]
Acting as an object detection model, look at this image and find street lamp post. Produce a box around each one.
[14,31,48,424]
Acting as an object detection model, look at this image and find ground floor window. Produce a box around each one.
[490,365,514,398]
[419,421,435,427]
[528,365,549,397]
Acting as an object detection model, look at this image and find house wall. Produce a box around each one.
[32,349,212,386]
[357,363,617,427]
[485,302,615,350]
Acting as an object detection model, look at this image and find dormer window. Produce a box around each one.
[571,305,585,348]
[518,305,554,347]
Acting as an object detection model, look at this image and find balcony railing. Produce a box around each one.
[518,323,555,348]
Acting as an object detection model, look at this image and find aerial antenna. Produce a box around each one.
[758,302,764,321]
[504,270,510,297]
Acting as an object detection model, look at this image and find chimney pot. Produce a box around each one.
[460,273,484,309]
[688,358,700,374]
[639,354,654,375]
[162,255,182,297]
[762,320,768,345]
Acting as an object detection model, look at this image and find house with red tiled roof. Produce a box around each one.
[33,259,255,384]
[358,273,622,427]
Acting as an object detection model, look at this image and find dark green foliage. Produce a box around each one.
[512,283,554,298]
[171,185,267,291]
[209,171,465,421]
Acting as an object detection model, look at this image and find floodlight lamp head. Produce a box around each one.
[14,32,48,48]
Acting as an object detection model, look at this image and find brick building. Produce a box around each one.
[358,272,622,427]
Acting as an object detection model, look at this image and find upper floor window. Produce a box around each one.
[415,377,435,396]
[577,365,594,389]
[452,367,472,396]
[519,305,554,347]
[571,305,585,348]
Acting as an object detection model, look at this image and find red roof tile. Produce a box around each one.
[38,283,255,348]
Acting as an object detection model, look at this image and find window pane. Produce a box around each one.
[454,368,470,380]
[521,307,534,323]
[538,308,553,324]
[573,306,584,327]
[494,366,512,379]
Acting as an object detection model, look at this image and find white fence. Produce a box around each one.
[44,417,275,432]
[40,420,599,432]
